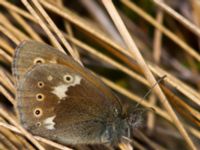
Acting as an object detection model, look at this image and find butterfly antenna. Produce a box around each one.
[134,75,167,110]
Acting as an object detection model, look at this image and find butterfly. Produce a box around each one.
[12,41,138,145]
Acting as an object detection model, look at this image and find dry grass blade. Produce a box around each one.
[101,0,197,150]
[149,64,200,106]
[32,0,82,65]
[0,122,73,150]
[21,0,64,51]
[9,11,43,42]
[0,48,12,63]
[147,1,164,133]
[38,0,200,106]
[0,13,30,41]
[0,109,45,150]
[0,86,15,106]
[153,0,200,37]
[101,75,200,139]
[63,33,200,131]
[0,25,19,45]
[0,0,199,150]
[121,0,200,62]
[152,4,163,63]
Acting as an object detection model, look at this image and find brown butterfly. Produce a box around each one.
[12,41,138,145]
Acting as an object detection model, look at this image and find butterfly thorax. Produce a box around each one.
[101,116,129,145]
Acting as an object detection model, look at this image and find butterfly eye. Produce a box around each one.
[63,74,73,83]
[37,81,44,88]
[36,93,45,101]
[36,122,41,127]
[33,108,43,117]
[33,57,45,64]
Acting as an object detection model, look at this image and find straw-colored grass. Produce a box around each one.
[0,0,199,150]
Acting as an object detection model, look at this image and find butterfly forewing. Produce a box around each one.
[12,41,122,113]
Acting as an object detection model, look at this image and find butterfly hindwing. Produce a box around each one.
[16,63,120,144]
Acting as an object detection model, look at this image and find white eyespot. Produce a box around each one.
[33,57,45,64]
[47,75,53,81]
[36,122,41,127]
[37,81,44,88]
[63,74,74,83]
[36,93,45,101]
[33,108,43,117]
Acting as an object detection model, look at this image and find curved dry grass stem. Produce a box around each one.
[0,109,45,150]
[62,30,200,129]
[153,0,200,37]
[0,0,35,22]
[9,11,43,42]
[1,0,199,112]
[63,34,200,128]
[64,34,149,86]
[57,0,81,63]
[101,0,197,150]
[0,38,14,55]
[65,23,81,61]
[163,87,200,125]
[57,10,200,128]
[0,122,73,150]
[136,130,167,150]
[148,2,164,133]
[39,0,127,54]
[101,76,200,139]
[37,0,200,106]
[0,85,15,105]
[146,94,156,133]
[153,5,163,64]
[0,0,199,149]
[0,42,13,56]
[149,64,200,106]
[80,0,125,48]
[121,0,200,62]
[0,70,15,94]
[21,0,64,51]
[0,25,19,45]
[0,48,12,63]
[0,119,31,149]
[32,0,82,65]
[0,13,30,41]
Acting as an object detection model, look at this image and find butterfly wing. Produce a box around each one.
[12,40,121,113]
[16,63,121,144]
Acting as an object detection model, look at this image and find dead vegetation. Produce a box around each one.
[0,0,199,150]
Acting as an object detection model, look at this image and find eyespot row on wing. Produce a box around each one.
[31,57,81,130]
[33,108,43,117]
[51,74,82,100]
